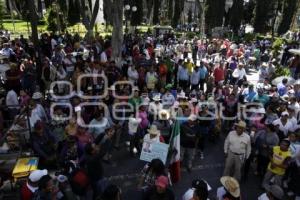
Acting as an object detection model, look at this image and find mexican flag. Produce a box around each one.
[169,119,181,183]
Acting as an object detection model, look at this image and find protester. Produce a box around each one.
[32,175,58,200]
[0,29,299,200]
[262,139,291,190]
[216,176,241,200]
[142,175,175,200]
[21,169,48,200]
[224,120,251,181]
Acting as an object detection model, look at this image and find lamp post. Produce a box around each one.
[124,4,137,34]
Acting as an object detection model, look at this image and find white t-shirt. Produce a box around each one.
[232,68,246,80]
[182,183,212,200]
[272,118,293,136]
[258,193,269,200]
[127,67,139,82]
[6,90,19,107]
[216,186,226,200]
[100,51,107,63]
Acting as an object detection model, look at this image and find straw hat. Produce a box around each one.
[220,176,240,198]
[234,120,246,129]
[158,110,170,120]
[147,125,160,135]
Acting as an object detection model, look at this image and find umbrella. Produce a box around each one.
[271,76,295,86]
[288,49,300,55]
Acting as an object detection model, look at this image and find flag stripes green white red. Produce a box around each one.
[169,119,180,183]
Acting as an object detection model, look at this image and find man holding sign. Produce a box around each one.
[140,125,168,164]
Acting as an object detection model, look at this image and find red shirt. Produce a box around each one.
[20,183,34,200]
[214,67,225,83]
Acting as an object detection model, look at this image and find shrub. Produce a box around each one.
[274,65,291,78]
[186,32,196,39]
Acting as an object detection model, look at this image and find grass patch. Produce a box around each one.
[1,19,152,38]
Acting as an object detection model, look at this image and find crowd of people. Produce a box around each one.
[0,29,299,200]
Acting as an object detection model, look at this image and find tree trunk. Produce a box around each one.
[80,0,100,39]
[28,0,39,47]
[111,0,123,65]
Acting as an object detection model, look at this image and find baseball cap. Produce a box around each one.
[155,176,169,189]
[29,169,48,182]
[281,111,289,116]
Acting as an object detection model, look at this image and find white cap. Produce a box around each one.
[32,92,43,100]
[281,111,289,116]
[29,169,48,182]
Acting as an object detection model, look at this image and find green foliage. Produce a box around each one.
[0,0,4,29]
[243,33,256,42]
[175,32,183,38]
[205,0,225,34]
[277,0,297,35]
[272,38,285,52]
[186,32,196,39]
[38,19,46,26]
[274,65,291,77]
[253,0,275,33]
[46,5,67,33]
[68,0,81,26]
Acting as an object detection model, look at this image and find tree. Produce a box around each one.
[167,0,173,22]
[243,0,255,24]
[58,0,68,13]
[152,0,160,25]
[0,0,4,29]
[111,0,123,63]
[253,0,275,33]
[131,0,143,26]
[79,0,100,38]
[28,0,39,47]
[187,9,192,24]
[228,0,244,33]
[172,0,184,27]
[103,0,113,26]
[205,0,225,34]
[277,0,297,35]
[67,0,81,26]
[46,4,67,32]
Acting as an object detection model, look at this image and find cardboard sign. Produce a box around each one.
[140,141,169,164]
